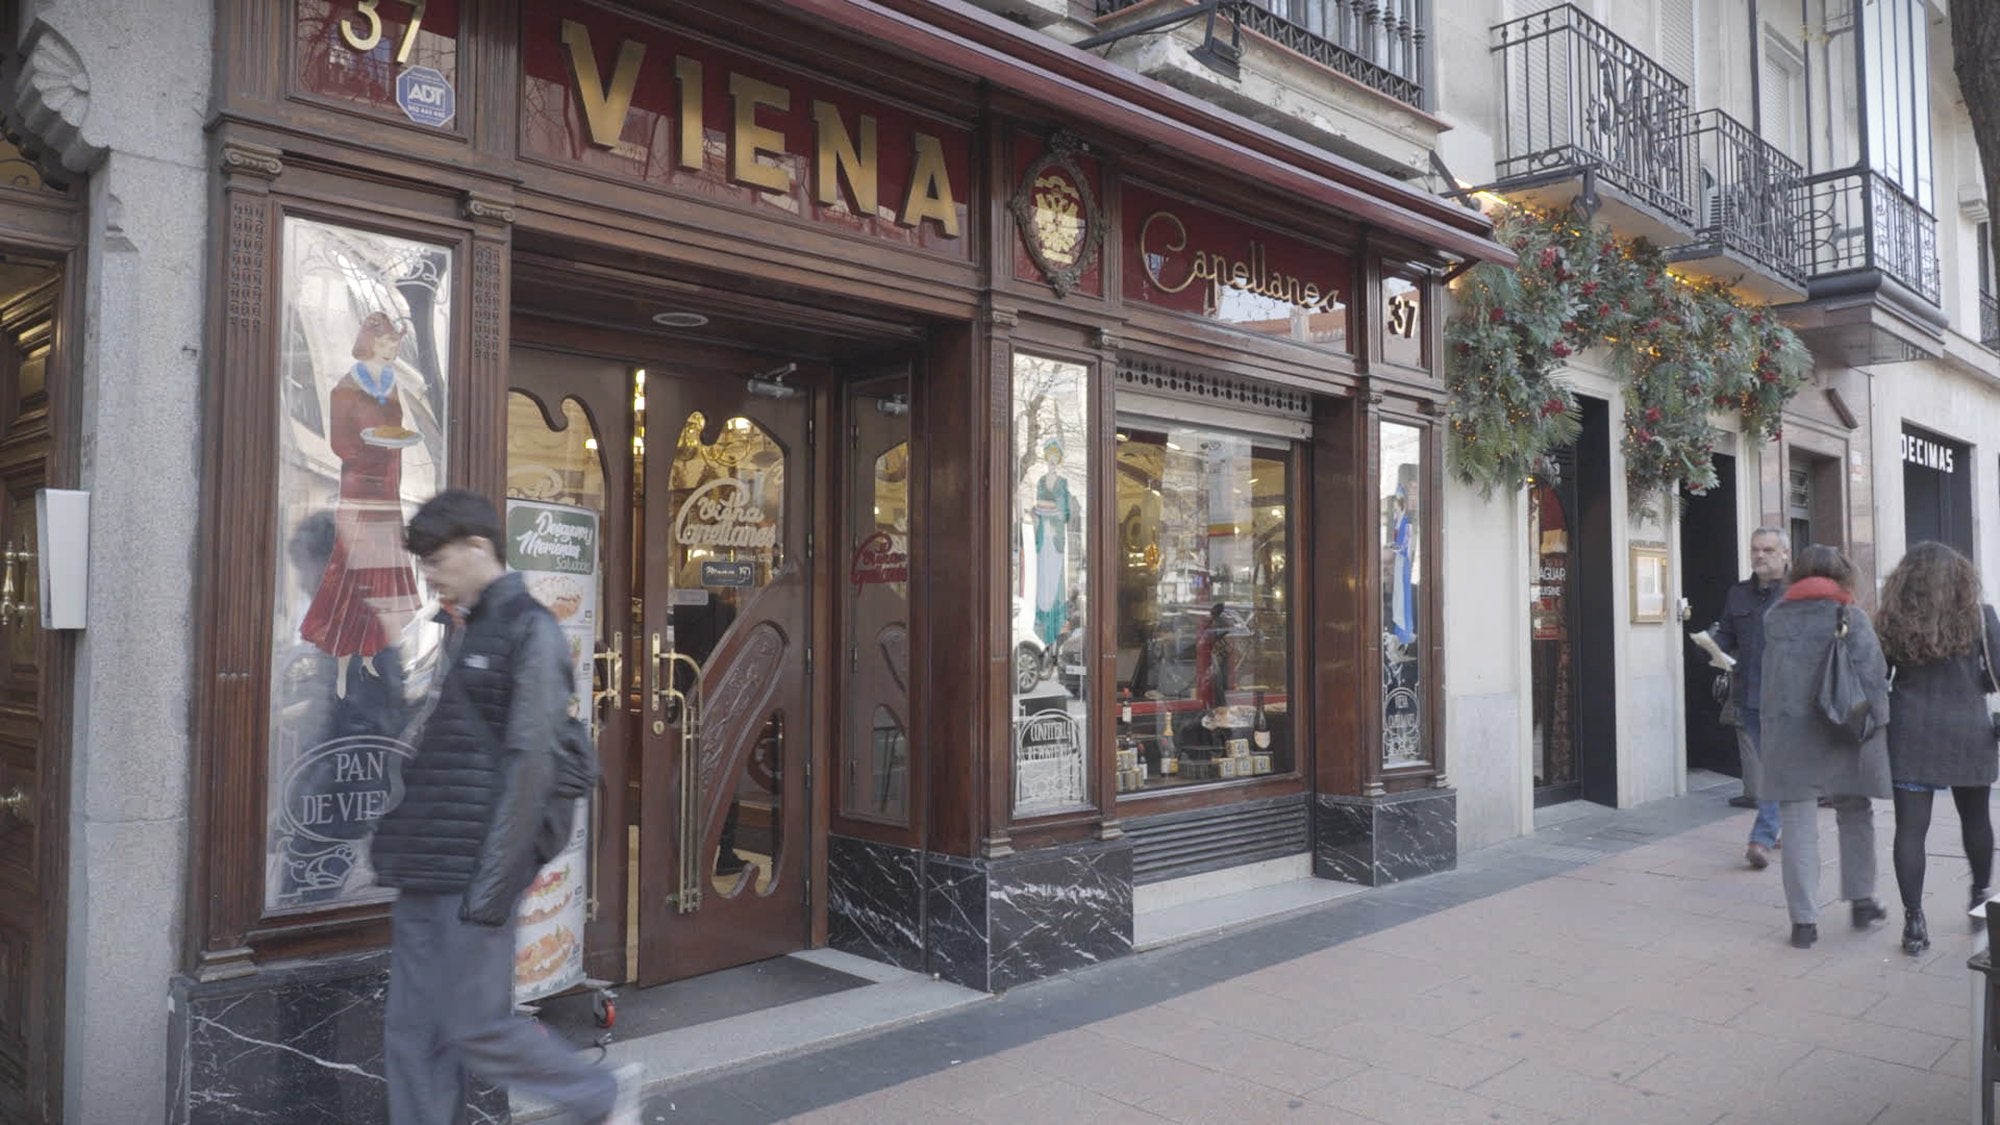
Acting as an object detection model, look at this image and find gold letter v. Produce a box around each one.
[560,19,646,149]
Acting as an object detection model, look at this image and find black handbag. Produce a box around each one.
[1816,605,1876,743]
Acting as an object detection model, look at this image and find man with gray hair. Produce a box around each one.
[1711,527,1791,869]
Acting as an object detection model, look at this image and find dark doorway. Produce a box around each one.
[1574,396,1619,806]
[1680,454,1739,776]
[1900,425,1971,559]
[1528,396,1619,808]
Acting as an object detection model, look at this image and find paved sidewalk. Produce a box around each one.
[643,781,1988,1124]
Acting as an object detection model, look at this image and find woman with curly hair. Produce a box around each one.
[1875,541,2000,955]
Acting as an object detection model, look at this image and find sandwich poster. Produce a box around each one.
[507,499,601,1004]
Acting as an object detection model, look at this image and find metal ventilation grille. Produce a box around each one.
[1126,794,1311,885]
[1116,360,1313,421]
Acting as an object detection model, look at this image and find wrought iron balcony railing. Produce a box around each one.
[1491,4,1693,226]
[1800,168,1942,306]
[1980,291,1998,350]
[1673,109,1809,287]
[1093,0,1430,109]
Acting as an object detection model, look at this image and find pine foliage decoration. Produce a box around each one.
[1444,206,1811,512]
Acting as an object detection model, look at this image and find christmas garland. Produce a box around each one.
[1444,206,1810,512]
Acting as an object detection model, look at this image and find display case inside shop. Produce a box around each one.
[1112,421,1294,793]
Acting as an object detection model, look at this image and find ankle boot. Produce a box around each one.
[1850,898,1888,928]
[1973,886,1991,933]
[1902,908,1930,956]
[1790,923,1818,949]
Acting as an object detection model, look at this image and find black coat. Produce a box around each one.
[1886,605,2000,788]
[370,572,567,925]
[1712,575,1785,714]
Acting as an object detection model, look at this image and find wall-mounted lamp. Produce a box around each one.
[874,394,910,417]
[1073,0,1242,81]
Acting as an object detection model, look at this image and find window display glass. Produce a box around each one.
[264,217,450,914]
[1381,421,1428,768]
[1011,354,1092,818]
[1113,422,1293,793]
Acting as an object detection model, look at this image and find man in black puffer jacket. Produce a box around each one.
[370,489,640,1125]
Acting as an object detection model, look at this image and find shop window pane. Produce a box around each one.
[714,714,784,898]
[1381,422,1428,768]
[840,377,913,825]
[265,218,451,915]
[1011,354,1091,818]
[1114,423,1294,792]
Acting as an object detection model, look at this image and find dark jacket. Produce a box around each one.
[370,572,568,925]
[1886,604,2000,787]
[1758,594,1892,801]
[1713,575,1785,715]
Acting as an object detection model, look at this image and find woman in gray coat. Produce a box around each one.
[1875,541,2000,956]
[1760,545,1892,949]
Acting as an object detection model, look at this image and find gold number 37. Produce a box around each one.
[340,0,430,65]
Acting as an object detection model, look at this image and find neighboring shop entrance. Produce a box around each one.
[1679,454,1740,777]
[507,259,920,989]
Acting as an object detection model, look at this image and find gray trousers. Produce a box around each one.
[1737,724,1764,800]
[386,892,617,1125]
[1778,797,1877,925]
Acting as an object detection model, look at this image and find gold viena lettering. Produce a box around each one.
[812,100,878,216]
[730,74,791,192]
[556,21,958,237]
[560,19,646,149]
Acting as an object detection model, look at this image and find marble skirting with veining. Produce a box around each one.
[1314,788,1458,886]
[827,835,926,973]
[168,953,504,1124]
[926,839,1135,993]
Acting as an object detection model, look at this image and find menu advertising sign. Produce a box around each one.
[506,499,601,1004]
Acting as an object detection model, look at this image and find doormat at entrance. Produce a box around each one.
[534,955,873,1045]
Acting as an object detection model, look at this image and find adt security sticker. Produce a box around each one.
[396,66,454,128]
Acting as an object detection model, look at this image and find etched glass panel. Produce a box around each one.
[1010,354,1091,817]
[265,218,450,914]
[1381,422,1427,768]
[714,714,783,897]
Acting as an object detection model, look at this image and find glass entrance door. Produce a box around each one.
[636,367,813,985]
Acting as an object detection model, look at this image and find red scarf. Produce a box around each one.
[1782,576,1855,605]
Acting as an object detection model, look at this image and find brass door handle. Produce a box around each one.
[0,544,31,628]
[0,787,29,823]
[592,633,624,717]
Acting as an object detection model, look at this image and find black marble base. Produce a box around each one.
[168,954,504,1125]
[827,834,926,972]
[927,839,1134,992]
[1314,788,1458,886]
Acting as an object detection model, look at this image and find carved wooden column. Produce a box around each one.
[189,140,284,979]
[459,192,513,499]
[976,302,1016,860]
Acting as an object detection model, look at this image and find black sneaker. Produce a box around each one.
[1850,898,1888,929]
[1790,923,1818,948]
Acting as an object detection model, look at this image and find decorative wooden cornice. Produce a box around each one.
[462,192,517,225]
[218,142,283,181]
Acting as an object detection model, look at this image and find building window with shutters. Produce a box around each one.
[1762,28,1805,161]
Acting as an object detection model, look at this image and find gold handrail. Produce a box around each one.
[652,630,705,914]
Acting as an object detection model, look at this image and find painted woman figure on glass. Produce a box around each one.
[298,310,425,699]
[1032,438,1073,647]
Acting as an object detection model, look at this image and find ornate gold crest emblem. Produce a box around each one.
[1010,131,1102,299]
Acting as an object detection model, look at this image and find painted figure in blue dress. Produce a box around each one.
[1032,438,1072,647]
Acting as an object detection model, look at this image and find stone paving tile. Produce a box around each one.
[1301,1019,1524,1090]
[1134,1073,1379,1124]
[949,1076,1174,1124]
[1303,1065,1561,1124]
[1443,1012,1668,1083]
[1011,1029,1213,1106]
[1468,1057,1723,1123]
[1725,1000,1958,1069]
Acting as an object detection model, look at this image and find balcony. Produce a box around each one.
[1489,4,1693,242]
[1664,110,1809,302]
[1780,168,1946,364]
[1093,0,1429,110]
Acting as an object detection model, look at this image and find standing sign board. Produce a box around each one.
[506,499,601,1004]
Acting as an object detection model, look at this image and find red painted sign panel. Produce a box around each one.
[1123,184,1354,350]
[519,4,971,257]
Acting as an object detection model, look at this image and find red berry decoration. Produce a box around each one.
[1644,407,1662,424]
[1551,341,1571,358]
